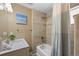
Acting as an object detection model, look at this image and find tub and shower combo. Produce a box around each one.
[36,44,52,56]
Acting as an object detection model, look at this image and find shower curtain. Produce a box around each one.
[51,3,70,56]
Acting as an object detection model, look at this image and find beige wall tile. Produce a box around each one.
[46,16,52,45]
[32,10,46,52]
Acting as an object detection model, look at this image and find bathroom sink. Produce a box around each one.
[0,38,29,55]
[0,41,11,52]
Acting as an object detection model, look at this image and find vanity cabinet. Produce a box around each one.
[0,48,29,56]
[0,38,29,56]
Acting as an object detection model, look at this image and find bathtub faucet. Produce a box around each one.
[41,36,46,44]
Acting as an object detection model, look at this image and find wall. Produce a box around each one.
[46,15,52,45]
[73,14,79,56]
[0,4,32,51]
[12,4,32,50]
[0,11,9,32]
[32,10,46,52]
[0,3,53,54]
[70,24,74,55]
[70,3,79,8]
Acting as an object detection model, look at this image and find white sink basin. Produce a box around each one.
[9,38,29,50]
[0,41,11,52]
[0,38,29,55]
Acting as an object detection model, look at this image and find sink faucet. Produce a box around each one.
[0,32,10,44]
[3,32,8,40]
[0,32,9,45]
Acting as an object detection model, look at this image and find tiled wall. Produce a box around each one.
[32,9,52,53]
[11,4,32,50]
[32,10,46,52]
[0,4,32,50]
[46,16,52,45]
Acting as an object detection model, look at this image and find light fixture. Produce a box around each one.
[0,3,13,13]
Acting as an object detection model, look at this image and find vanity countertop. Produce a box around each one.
[0,38,29,55]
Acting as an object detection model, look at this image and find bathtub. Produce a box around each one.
[36,44,52,56]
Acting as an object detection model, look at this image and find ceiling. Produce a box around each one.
[18,3,53,14]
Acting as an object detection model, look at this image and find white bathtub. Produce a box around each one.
[36,44,52,56]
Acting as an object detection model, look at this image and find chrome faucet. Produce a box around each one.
[41,36,46,43]
[0,32,9,44]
